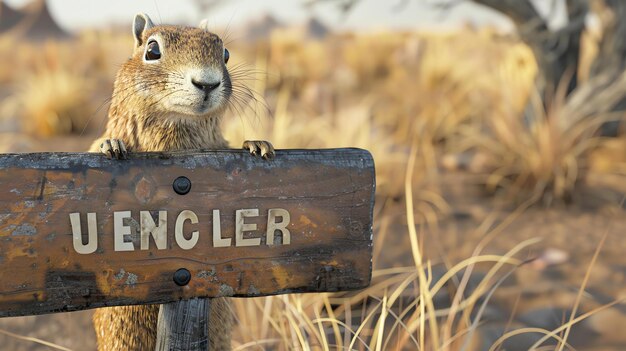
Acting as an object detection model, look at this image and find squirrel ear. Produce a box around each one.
[133,13,154,47]
[199,19,210,31]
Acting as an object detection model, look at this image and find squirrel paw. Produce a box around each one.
[100,139,128,160]
[242,140,275,160]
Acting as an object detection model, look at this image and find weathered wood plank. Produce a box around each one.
[0,148,374,317]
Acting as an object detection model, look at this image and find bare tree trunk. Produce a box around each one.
[469,0,626,135]
[590,0,626,77]
[562,0,626,134]
[472,0,587,103]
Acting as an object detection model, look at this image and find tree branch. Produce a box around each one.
[471,0,547,31]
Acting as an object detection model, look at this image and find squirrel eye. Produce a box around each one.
[224,48,230,64]
[145,40,161,61]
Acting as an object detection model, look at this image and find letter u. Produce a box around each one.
[70,212,98,254]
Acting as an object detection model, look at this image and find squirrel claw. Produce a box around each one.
[243,140,275,160]
[100,139,128,160]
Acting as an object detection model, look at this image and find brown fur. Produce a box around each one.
[90,16,235,351]
[90,24,231,153]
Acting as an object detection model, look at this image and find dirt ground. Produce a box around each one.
[0,134,625,350]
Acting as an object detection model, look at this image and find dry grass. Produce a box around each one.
[0,30,130,136]
[0,23,625,351]
[450,90,624,205]
[8,63,94,136]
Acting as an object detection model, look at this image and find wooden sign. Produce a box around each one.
[0,149,374,317]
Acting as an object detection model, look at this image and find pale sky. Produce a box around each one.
[4,0,517,32]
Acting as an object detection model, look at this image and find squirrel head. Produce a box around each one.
[120,13,232,119]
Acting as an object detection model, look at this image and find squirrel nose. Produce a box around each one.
[191,79,221,93]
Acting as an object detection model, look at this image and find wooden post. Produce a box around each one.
[155,299,209,351]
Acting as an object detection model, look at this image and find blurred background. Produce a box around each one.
[0,0,625,350]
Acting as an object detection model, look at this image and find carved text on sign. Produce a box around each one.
[70,208,291,254]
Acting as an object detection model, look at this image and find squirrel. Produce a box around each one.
[89,13,274,351]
